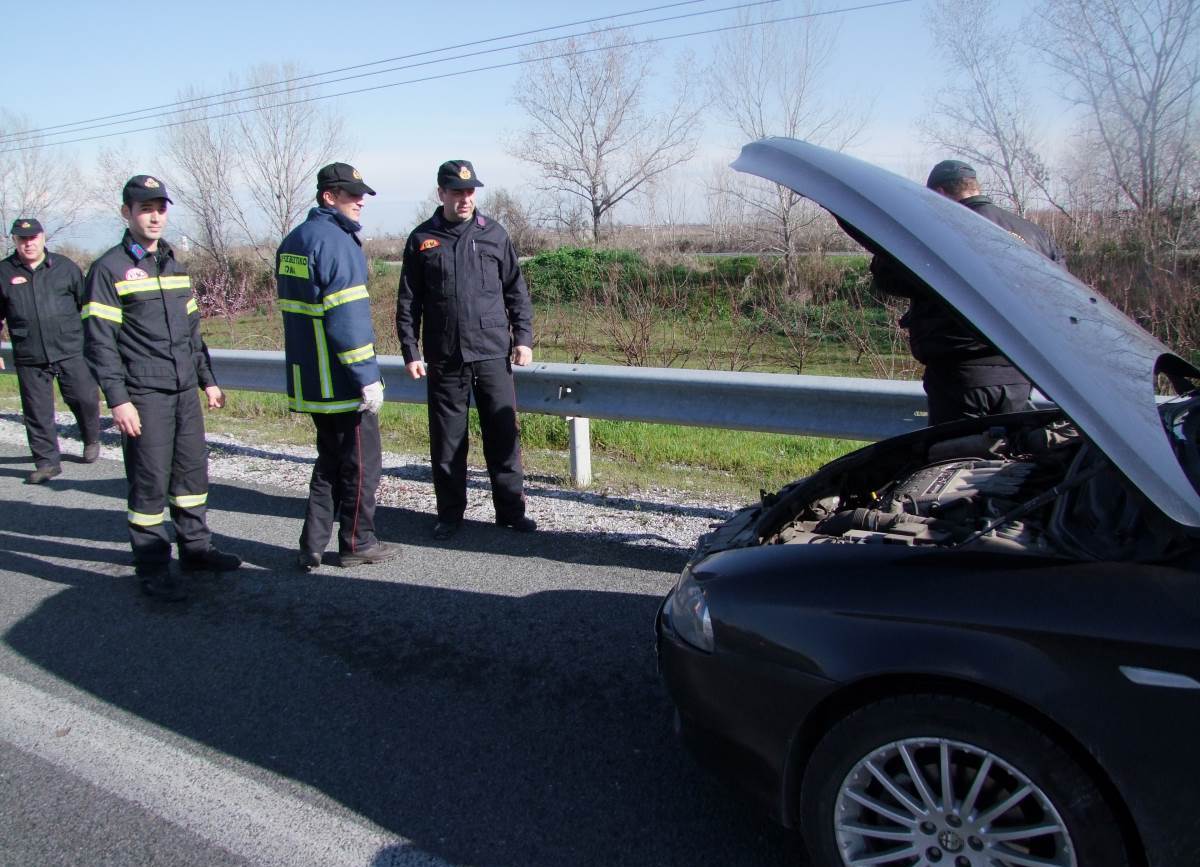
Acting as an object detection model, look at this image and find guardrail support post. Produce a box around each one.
[567,416,592,488]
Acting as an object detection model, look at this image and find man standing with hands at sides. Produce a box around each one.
[277,163,401,570]
[83,175,240,601]
[0,218,101,483]
[397,160,535,541]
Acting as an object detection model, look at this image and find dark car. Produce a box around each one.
[656,138,1200,867]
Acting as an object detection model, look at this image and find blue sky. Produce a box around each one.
[8,0,1054,246]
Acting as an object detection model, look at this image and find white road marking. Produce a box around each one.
[0,673,451,867]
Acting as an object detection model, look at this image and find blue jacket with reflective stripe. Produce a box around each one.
[276,207,380,414]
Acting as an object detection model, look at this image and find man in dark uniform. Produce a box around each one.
[277,162,401,570]
[0,218,101,483]
[397,160,535,540]
[873,159,1066,425]
[83,175,240,600]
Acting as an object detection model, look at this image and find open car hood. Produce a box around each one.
[732,136,1200,528]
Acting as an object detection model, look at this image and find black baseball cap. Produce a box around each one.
[10,218,44,237]
[122,174,173,205]
[437,160,484,190]
[926,159,977,189]
[122,174,174,204]
[317,162,376,196]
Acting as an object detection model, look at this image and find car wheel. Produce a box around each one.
[799,695,1130,867]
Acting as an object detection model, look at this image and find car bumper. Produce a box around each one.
[656,599,836,827]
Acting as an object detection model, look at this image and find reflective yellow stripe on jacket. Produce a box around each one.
[115,275,191,296]
[323,284,368,310]
[279,299,324,317]
[81,302,123,324]
[289,364,361,413]
[337,343,375,365]
[312,321,333,398]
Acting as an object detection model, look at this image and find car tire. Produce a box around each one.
[799,694,1131,867]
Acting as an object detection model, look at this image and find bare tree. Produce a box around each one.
[408,188,442,237]
[1031,0,1200,223]
[89,142,140,233]
[161,86,239,265]
[0,112,89,250]
[921,0,1055,215]
[509,30,702,243]
[479,188,548,255]
[706,2,866,295]
[595,269,692,367]
[635,171,696,252]
[232,63,348,251]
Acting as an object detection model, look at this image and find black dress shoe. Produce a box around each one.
[340,541,402,567]
[296,551,322,571]
[82,442,101,463]
[26,465,61,484]
[495,515,537,532]
[180,548,242,573]
[432,519,463,540]
[138,568,187,602]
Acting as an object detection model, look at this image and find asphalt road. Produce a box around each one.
[0,439,806,866]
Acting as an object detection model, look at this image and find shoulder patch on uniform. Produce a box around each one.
[475,215,486,226]
[125,268,148,281]
[419,239,440,251]
[278,253,310,279]
[10,276,27,285]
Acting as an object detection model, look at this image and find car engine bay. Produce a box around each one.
[763,416,1194,562]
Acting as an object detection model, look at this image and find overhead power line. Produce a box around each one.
[0,0,727,145]
[0,0,784,147]
[0,0,913,154]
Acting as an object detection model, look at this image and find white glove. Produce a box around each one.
[360,381,384,414]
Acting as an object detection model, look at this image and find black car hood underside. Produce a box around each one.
[732,136,1200,529]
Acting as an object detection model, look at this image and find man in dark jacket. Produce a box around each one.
[83,175,240,600]
[0,218,100,483]
[397,160,535,540]
[277,162,400,570]
[874,159,1066,425]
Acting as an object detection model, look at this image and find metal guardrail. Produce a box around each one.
[211,349,930,437]
[3,344,935,485]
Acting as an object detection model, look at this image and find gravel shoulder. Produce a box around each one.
[0,410,743,552]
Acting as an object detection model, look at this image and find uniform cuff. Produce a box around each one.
[104,386,130,409]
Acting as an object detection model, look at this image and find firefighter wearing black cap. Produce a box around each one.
[397,160,535,540]
[277,162,401,570]
[872,159,1066,425]
[0,218,101,483]
[83,174,240,599]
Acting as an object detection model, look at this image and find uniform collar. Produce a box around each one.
[312,206,362,235]
[122,229,173,264]
[6,250,51,272]
[960,194,994,208]
[432,207,487,232]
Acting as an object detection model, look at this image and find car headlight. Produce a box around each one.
[665,565,714,653]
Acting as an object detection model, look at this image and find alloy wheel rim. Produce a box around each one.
[833,736,1077,866]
